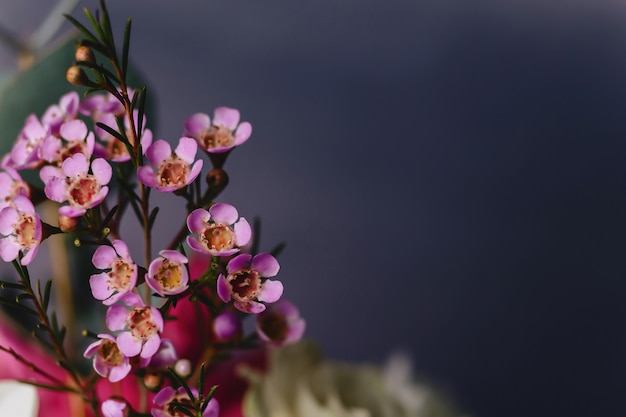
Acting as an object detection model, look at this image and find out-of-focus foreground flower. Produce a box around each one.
[240,342,459,417]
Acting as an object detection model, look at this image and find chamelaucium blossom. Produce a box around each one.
[186,203,252,257]
[152,386,220,417]
[146,250,189,296]
[41,91,80,136]
[83,333,132,383]
[95,109,152,162]
[106,293,164,359]
[90,239,138,305]
[217,253,283,314]
[38,119,95,164]
[0,168,30,210]
[137,137,203,192]
[0,195,42,265]
[101,398,129,417]
[184,107,252,154]
[256,299,306,346]
[40,152,112,217]
[4,115,50,170]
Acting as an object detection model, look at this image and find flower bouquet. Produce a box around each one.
[0,2,459,416]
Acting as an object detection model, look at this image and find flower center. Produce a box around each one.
[68,176,99,207]
[201,224,234,252]
[127,307,158,339]
[200,126,235,150]
[16,213,37,247]
[107,259,135,291]
[228,269,261,302]
[107,139,129,159]
[257,311,288,342]
[60,143,87,162]
[156,259,184,290]
[158,159,189,187]
[98,339,124,366]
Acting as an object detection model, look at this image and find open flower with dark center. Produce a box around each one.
[0,168,30,211]
[38,119,95,165]
[152,386,219,417]
[0,195,42,265]
[184,107,252,154]
[256,300,306,346]
[217,253,283,314]
[95,110,152,162]
[137,137,203,192]
[146,250,189,296]
[84,334,132,383]
[186,203,251,257]
[40,152,112,218]
[90,240,138,305]
[106,293,164,359]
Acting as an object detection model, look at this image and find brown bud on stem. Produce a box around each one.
[143,370,163,391]
[206,168,229,192]
[75,45,95,64]
[58,215,78,233]
[66,66,89,87]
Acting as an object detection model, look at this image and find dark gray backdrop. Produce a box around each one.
[1,1,625,416]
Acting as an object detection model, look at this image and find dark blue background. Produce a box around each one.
[2,1,625,416]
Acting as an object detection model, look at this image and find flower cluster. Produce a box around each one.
[0,3,305,416]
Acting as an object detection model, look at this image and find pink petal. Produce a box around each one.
[92,245,117,269]
[174,137,198,163]
[146,140,171,165]
[209,203,238,225]
[0,207,18,235]
[234,121,252,145]
[62,153,89,177]
[89,272,114,300]
[183,113,210,136]
[217,275,231,303]
[105,305,128,331]
[235,300,265,314]
[137,166,158,188]
[91,158,112,185]
[234,217,252,247]
[213,107,240,130]
[108,362,131,382]
[117,332,142,357]
[111,239,131,261]
[187,208,210,233]
[186,160,203,184]
[227,253,252,274]
[43,178,68,203]
[186,236,206,253]
[59,119,87,141]
[140,335,161,358]
[0,237,20,262]
[252,253,280,277]
[257,279,283,303]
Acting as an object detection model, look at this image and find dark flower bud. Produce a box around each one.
[75,45,95,64]
[143,370,163,391]
[66,65,89,86]
[58,215,78,232]
[206,168,229,192]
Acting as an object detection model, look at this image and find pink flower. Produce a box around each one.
[38,119,95,164]
[41,91,80,136]
[0,195,42,265]
[106,293,164,359]
[186,203,251,257]
[256,300,306,346]
[83,334,132,382]
[184,107,252,154]
[137,137,203,192]
[152,386,219,417]
[90,240,138,305]
[217,253,283,314]
[146,250,189,296]
[213,311,242,341]
[101,398,129,417]
[4,115,50,170]
[40,153,112,218]
[0,168,30,211]
[95,110,153,162]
